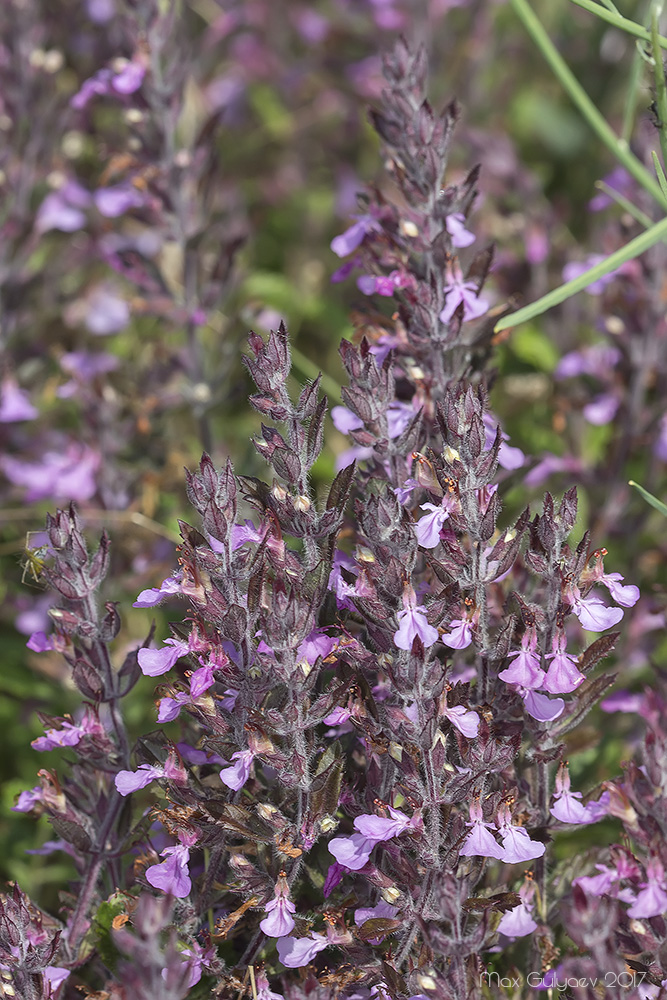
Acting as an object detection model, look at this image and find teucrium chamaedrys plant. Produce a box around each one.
[6,37,660,1000]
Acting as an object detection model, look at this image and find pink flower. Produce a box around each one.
[441,702,479,738]
[394,588,438,651]
[497,879,538,938]
[627,860,667,919]
[331,405,363,434]
[219,749,255,790]
[32,710,104,752]
[138,638,189,677]
[414,501,452,548]
[328,832,376,870]
[329,807,415,870]
[543,634,585,695]
[189,663,215,697]
[276,933,328,968]
[94,184,145,217]
[521,689,565,722]
[550,763,588,824]
[498,629,545,690]
[446,213,475,248]
[145,844,191,898]
[439,262,489,324]
[600,572,640,608]
[570,589,623,631]
[496,803,545,863]
[440,617,473,649]
[260,877,297,938]
[0,380,38,422]
[459,798,505,860]
[157,693,190,723]
[133,573,183,608]
[115,755,184,796]
[12,786,44,812]
[330,214,379,257]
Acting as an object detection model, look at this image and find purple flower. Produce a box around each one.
[32,711,103,752]
[138,638,189,676]
[12,786,44,812]
[3,443,100,502]
[331,405,363,434]
[600,572,640,608]
[145,844,192,898]
[133,574,183,608]
[446,212,475,248]
[543,632,585,694]
[571,592,624,631]
[440,617,473,649]
[84,285,131,335]
[276,933,328,968]
[94,184,145,218]
[115,763,164,795]
[231,519,266,550]
[157,693,190,722]
[496,804,545,863]
[0,380,38,422]
[498,629,545,690]
[260,877,297,938]
[439,262,489,324]
[583,393,619,426]
[497,879,538,938]
[296,629,337,664]
[414,501,452,548]
[330,214,379,257]
[112,59,145,94]
[219,749,254,790]
[323,862,345,897]
[36,181,91,232]
[550,763,588,824]
[354,900,399,927]
[481,413,525,470]
[459,798,505,860]
[627,860,667,919]
[521,689,565,722]
[555,343,621,379]
[329,807,415,870]
[394,588,439,650]
[441,702,479,738]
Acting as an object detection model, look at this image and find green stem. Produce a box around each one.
[570,0,667,50]
[651,4,667,167]
[495,214,667,331]
[512,0,667,208]
[622,36,645,142]
[593,180,653,228]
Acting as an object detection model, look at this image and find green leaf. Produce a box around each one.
[628,480,667,516]
[495,216,667,331]
[510,324,559,372]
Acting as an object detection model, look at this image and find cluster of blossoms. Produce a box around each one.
[4,33,665,1000]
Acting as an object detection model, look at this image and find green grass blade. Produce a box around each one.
[570,0,667,50]
[593,180,653,228]
[651,4,667,167]
[628,480,667,516]
[652,150,667,200]
[495,215,667,331]
[513,0,667,208]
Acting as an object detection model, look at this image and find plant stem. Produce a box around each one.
[513,0,667,209]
